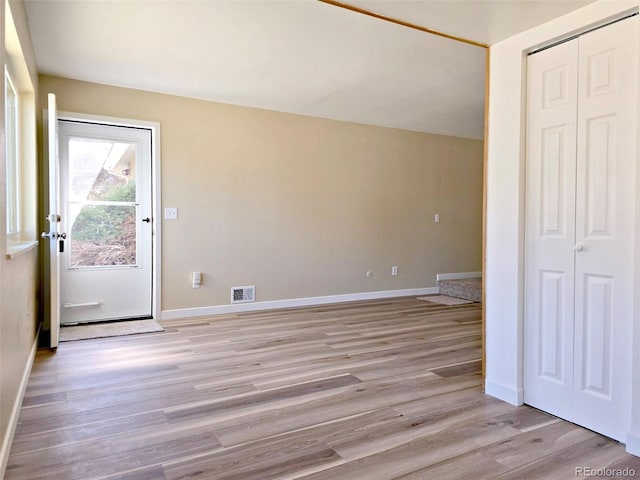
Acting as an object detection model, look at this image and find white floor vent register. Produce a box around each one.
[231,286,255,304]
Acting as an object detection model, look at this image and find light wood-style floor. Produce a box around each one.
[6,297,640,479]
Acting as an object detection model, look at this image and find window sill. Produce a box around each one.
[7,240,38,259]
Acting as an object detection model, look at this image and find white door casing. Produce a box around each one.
[58,120,153,324]
[524,16,637,442]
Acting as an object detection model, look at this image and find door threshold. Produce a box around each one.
[61,316,153,327]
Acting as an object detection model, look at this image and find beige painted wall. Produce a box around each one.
[0,251,38,439]
[39,75,483,311]
[1,0,39,474]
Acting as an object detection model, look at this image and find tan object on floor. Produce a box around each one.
[59,319,164,342]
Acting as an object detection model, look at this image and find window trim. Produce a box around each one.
[5,65,20,245]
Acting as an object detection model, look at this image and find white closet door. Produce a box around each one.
[525,16,638,442]
[573,16,637,441]
[524,39,579,421]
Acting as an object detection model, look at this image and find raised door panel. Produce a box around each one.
[584,116,616,237]
[541,126,568,236]
[538,270,566,382]
[580,274,613,398]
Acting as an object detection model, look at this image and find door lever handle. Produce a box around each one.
[41,232,67,240]
[142,217,151,223]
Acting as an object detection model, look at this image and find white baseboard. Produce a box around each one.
[484,379,524,406]
[626,433,640,457]
[436,271,482,281]
[161,287,438,321]
[0,328,40,479]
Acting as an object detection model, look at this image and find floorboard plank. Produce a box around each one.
[5,298,637,479]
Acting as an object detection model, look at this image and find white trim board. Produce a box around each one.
[0,328,39,479]
[436,271,482,281]
[161,287,438,321]
[484,379,524,406]
[627,433,640,456]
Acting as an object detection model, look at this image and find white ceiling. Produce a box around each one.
[24,0,595,139]
[346,0,596,46]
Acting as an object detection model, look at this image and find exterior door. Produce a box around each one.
[58,120,153,324]
[524,16,638,442]
[43,94,62,347]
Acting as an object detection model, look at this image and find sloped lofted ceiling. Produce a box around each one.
[24,0,594,139]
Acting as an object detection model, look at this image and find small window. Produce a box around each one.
[5,67,19,243]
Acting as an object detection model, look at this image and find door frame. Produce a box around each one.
[57,111,162,321]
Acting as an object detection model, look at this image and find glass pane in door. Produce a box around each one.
[69,138,137,202]
[66,135,139,269]
[69,204,137,267]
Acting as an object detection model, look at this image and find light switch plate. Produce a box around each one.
[164,207,178,220]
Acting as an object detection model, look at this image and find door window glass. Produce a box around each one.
[67,137,138,268]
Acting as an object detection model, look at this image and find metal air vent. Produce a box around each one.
[231,285,255,303]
